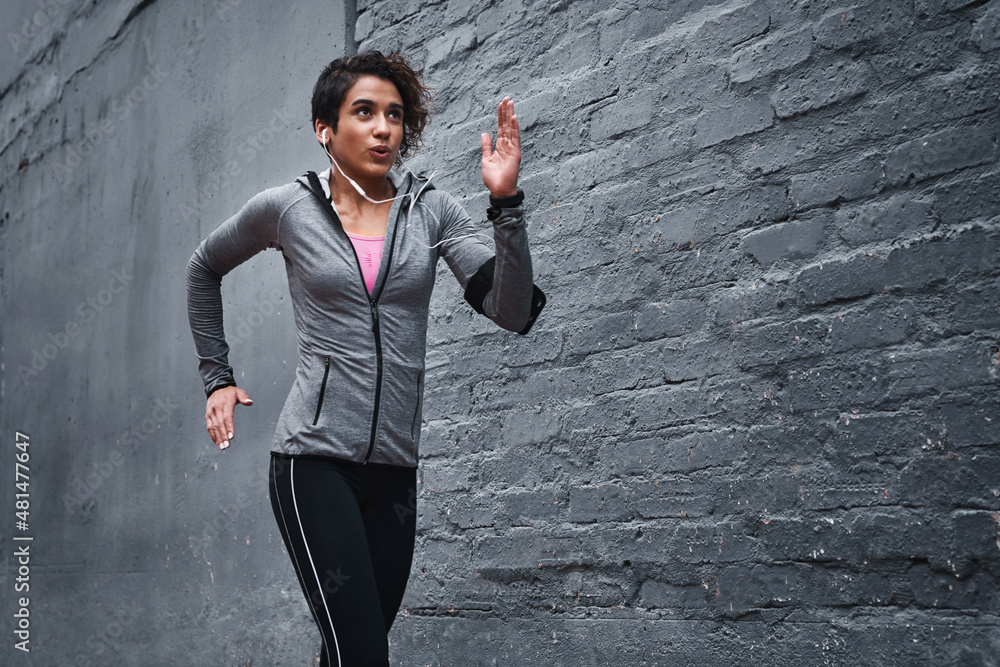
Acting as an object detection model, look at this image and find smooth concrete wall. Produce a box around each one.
[2,1,350,664]
[3,0,1000,665]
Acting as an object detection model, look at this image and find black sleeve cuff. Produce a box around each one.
[487,189,524,221]
[206,380,237,399]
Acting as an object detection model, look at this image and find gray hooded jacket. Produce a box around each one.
[186,167,536,467]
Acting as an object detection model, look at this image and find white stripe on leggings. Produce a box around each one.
[289,457,342,666]
[272,457,330,664]
[271,457,339,657]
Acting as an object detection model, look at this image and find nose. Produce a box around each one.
[373,113,391,138]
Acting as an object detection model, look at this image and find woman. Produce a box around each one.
[186,51,543,666]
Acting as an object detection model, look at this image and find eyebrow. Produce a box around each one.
[351,98,404,110]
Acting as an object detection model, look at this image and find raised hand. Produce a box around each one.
[480,97,521,198]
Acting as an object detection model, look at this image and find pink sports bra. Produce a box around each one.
[344,231,385,294]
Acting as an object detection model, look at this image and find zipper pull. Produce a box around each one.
[370,302,379,333]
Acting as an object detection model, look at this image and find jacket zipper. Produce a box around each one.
[312,356,330,426]
[305,172,399,465]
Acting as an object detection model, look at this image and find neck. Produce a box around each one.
[327,165,394,209]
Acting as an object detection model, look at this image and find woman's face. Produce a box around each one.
[324,75,404,182]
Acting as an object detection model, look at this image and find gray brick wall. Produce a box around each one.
[2,0,998,665]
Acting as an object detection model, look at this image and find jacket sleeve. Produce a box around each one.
[186,189,282,397]
[435,191,534,333]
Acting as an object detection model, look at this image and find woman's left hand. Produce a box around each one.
[480,97,521,198]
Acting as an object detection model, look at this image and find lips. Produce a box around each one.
[370,145,392,160]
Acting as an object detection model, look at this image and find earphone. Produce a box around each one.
[319,128,494,250]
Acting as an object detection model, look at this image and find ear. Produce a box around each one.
[315,120,330,145]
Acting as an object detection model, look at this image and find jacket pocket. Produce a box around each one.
[411,370,424,440]
[312,355,331,426]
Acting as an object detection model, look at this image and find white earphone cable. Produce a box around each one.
[320,131,496,250]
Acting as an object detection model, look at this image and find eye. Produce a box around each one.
[356,107,371,116]
[389,109,403,119]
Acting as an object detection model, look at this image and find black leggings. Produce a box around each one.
[268,451,417,667]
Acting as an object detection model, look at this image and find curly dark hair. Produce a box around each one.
[311,50,433,160]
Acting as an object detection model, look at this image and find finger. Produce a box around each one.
[497,98,507,138]
[208,417,222,448]
[223,406,234,445]
[510,112,520,148]
[480,132,493,160]
[237,388,254,406]
[208,407,224,447]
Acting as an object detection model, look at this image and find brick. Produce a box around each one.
[712,473,802,515]
[473,530,598,580]
[709,280,792,328]
[916,0,982,15]
[693,96,775,149]
[498,488,565,526]
[637,186,789,255]
[835,193,933,247]
[868,22,970,84]
[930,170,1000,228]
[758,511,939,563]
[742,218,824,265]
[563,311,636,357]
[733,300,916,370]
[790,153,887,210]
[898,454,998,509]
[909,562,1000,610]
[771,60,873,119]
[675,520,754,563]
[868,67,1000,142]
[540,26,600,76]
[886,341,993,400]
[952,509,1000,566]
[926,399,1000,448]
[474,0,527,42]
[598,7,669,59]
[503,330,563,367]
[438,492,496,529]
[586,347,666,395]
[634,299,707,341]
[693,0,771,49]
[814,2,917,52]
[569,483,630,523]
[639,578,709,609]
[730,27,812,84]
[795,253,887,306]
[716,564,800,615]
[421,458,474,492]
[948,280,1000,335]
[501,408,562,446]
[661,337,733,383]
[883,225,999,293]
[973,2,1000,51]
[657,155,731,203]
[589,90,657,141]
[660,64,730,114]
[516,84,567,131]
[883,123,999,185]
